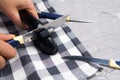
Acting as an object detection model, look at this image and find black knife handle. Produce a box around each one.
[19,10,40,31]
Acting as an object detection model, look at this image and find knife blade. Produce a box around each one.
[7,15,68,47]
[63,56,120,69]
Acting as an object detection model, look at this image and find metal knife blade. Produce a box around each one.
[63,56,120,69]
[7,15,68,46]
[24,15,68,41]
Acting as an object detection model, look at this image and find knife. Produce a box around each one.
[7,10,68,55]
[37,11,93,23]
[63,56,120,69]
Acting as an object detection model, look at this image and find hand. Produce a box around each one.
[0,33,16,69]
[0,0,38,29]
[0,0,38,69]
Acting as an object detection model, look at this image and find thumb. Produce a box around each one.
[0,33,16,59]
[0,33,15,41]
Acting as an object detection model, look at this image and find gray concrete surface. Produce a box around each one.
[48,0,120,80]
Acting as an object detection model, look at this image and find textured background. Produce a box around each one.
[47,0,120,80]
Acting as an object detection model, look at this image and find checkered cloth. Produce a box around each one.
[0,0,100,80]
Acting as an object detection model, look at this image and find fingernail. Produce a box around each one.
[10,34,16,38]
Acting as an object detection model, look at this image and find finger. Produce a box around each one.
[0,33,15,41]
[18,0,39,19]
[0,55,6,69]
[0,39,16,59]
[16,0,38,29]
[3,8,28,29]
[26,6,39,19]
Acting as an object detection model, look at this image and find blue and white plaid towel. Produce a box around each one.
[0,0,100,80]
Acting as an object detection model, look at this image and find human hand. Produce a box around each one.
[0,0,38,29]
[0,33,16,69]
